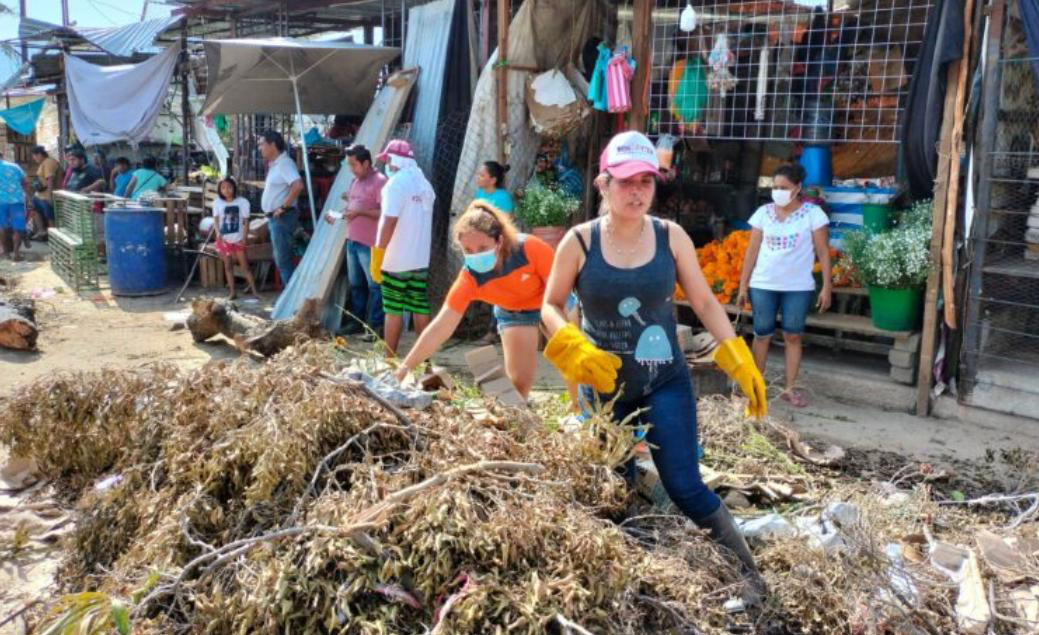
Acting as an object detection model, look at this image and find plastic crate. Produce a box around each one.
[48,227,99,290]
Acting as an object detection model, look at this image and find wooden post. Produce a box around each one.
[629,0,654,132]
[941,0,976,329]
[916,0,977,415]
[495,0,510,164]
[915,59,964,416]
[180,24,191,185]
[18,0,27,63]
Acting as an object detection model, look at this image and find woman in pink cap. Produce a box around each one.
[540,130,768,608]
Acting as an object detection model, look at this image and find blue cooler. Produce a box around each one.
[821,186,898,250]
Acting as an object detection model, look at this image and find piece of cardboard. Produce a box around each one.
[475,365,507,385]
[465,345,500,378]
[481,376,515,397]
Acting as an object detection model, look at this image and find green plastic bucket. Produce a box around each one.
[862,203,893,233]
[868,286,923,331]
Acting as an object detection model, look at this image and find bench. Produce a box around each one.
[676,287,922,384]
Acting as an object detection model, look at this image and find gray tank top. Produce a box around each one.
[575,218,685,401]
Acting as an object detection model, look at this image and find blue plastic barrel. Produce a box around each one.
[799,145,833,188]
[104,205,167,296]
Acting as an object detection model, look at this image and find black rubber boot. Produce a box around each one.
[697,503,767,610]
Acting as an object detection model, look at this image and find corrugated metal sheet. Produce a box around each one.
[402,0,455,175]
[19,15,183,59]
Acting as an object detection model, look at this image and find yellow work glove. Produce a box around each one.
[370,247,385,285]
[713,337,768,419]
[544,324,623,394]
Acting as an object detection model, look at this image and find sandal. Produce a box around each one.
[780,389,808,408]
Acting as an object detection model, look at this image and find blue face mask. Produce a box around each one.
[464,247,498,273]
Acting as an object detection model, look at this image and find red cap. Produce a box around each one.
[376,139,414,163]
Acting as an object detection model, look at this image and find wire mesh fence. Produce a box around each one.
[961,0,1039,400]
[643,0,932,143]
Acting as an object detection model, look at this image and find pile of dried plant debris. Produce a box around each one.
[1,342,1037,634]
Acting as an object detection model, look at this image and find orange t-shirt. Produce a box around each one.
[445,234,555,313]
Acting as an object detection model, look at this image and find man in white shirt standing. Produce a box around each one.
[259,130,304,286]
[369,140,435,356]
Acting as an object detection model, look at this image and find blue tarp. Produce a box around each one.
[0,99,44,135]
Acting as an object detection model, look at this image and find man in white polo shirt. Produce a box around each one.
[259,129,304,285]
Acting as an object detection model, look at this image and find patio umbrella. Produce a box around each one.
[201,38,401,223]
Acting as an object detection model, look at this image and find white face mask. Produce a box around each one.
[771,188,794,207]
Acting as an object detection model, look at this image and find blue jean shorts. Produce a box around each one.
[0,202,26,232]
[749,288,815,336]
[493,306,541,332]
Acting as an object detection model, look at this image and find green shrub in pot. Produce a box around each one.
[843,200,933,330]
[516,185,580,229]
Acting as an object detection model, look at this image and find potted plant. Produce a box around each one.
[843,201,933,331]
[516,185,580,249]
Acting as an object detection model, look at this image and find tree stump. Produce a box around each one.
[186,297,323,357]
[0,296,38,351]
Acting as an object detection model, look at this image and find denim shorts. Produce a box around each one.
[492,306,541,332]
[749,287,815,336]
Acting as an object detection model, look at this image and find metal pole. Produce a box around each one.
[139,0,149,21]
[400,0,406,56]
[291,78,318,226]
[180,24,190,185]
[61,0,70,26]
[19,0,27,63]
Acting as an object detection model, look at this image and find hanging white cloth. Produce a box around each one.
[755,45,770,122]
[64,43,181,146]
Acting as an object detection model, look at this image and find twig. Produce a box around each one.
[318,371,413,428]
[0,600,38,629]
[289,421,386,522]
[989,579,1039,629]
[554,613,596,635]
[938,492,1039,528]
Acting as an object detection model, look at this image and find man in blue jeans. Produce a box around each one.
[325,144,386,334]
[258,130,304,286]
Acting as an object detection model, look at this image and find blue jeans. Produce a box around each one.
[33,197,55,222]
[269,208,300,285]
[582,370,720,522]
[346,240,383,329]
[748,288,815,336]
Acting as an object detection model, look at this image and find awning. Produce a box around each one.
[199,38,401,116]
[19,15,183,58]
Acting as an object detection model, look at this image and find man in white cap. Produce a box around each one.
[370,140,436,355]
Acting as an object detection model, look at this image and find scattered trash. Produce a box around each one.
[29,287,56,300]
[93,474,124,492]
[341,359,433,410]
[929,541,991,634]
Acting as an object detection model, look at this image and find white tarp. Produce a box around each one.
[64,44,181,146]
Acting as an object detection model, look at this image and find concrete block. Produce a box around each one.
[465,345,499,378]
[481,376,515,397]
[893,332,921,353]
[889,364,917,385]
[495,389,527,408]
[888,348,919,369]
[475,365,506,385]
[676,324,694,353]
[419,366,454,391]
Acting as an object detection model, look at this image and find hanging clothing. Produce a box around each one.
[607,52,634,113]
[0,99,44,135]
[669,58,709,124]
[588,43,612,111]
[899,0,964,200]
[64,43,181,146]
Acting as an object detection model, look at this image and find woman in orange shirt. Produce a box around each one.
[394,200,554,398]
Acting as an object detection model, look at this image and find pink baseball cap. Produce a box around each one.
[376,139,414,163]
[599,130,660,179]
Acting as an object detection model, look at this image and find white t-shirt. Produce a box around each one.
[213,197,251,244]
[261,152,301,214]
[377,166,435,273]
[747,202,829,291]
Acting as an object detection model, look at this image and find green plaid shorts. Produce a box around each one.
[381,269,431,316]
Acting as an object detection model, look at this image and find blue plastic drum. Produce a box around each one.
[799,145,833,188]
[104,205,167,296]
